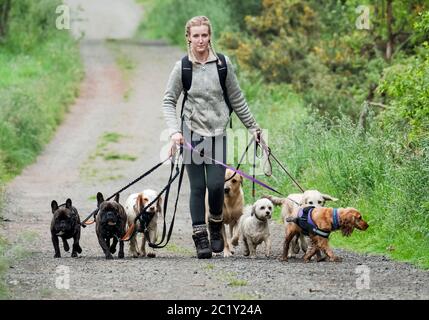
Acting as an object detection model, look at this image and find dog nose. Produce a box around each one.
[224,188,230,194]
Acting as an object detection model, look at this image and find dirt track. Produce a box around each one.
[1,0,428,300]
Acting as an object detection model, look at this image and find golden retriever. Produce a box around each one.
[206,168,244,257]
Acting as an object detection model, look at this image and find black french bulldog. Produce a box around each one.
[50,199,82,258]
[95,192,127,259]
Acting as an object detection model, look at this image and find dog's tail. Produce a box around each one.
[286,217,299,224]
[262,195,285,206]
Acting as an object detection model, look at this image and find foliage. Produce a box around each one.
[377,11,429,146]
[220,0,428,118]
[136,0,259,47]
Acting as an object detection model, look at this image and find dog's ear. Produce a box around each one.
[157,196,163,213]
[322,193,338,202]
[65,198,72,209]
[51,200,58,214]
[251,204,256,216]
[97,192,104,208]
[339,208,355,237]
[114,193,120,203]
[136,194,144,211]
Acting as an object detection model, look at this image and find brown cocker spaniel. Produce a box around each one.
[283,207,369,262]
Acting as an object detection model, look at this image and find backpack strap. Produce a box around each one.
[216,53,232,115]
[181,55,192,119]
[216,53,233,128]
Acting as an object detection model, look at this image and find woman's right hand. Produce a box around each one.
[169,132,184,157]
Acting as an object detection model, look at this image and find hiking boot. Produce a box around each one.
[192,228,212,259]
[208,219,224,253]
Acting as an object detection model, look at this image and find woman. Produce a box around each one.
[162,16,261,259]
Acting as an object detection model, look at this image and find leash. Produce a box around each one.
[122,149,185,249]
[257,136,305,193]
[182,141,284,196]
[79,156,172,227]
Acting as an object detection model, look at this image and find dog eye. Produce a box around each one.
[261,206,265,210]
[268,206,272,210]
[309,201,313,205]
[318,200,322,204]
[232,179,237,183]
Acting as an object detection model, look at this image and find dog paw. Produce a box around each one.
[280,256,288,262]
[109,246,117,254]
[331,256,342,262]
[106,254,114,260]
[118,252,124,259]
[147,252,156,258]
[223,251,232,258]
[71,252,78,258]
[54,253,61,258]
[76,245,82,254]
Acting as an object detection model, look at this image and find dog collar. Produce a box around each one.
[254,214,267,222]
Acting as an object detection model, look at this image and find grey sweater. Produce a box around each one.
[162,54,259,137]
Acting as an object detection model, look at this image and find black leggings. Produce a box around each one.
[186,163,226,226]
[183,127,227,226]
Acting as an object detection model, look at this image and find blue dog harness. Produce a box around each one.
[296,207,340,238]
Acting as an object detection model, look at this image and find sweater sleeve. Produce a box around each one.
[162,61,183,136]
[224,56,260,134]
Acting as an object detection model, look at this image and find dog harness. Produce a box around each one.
[137,210,155,233]
[296,207,340,238]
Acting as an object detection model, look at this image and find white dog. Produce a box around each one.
[231,198,273,258]
[266,190,338,257]
[124,189,162,258]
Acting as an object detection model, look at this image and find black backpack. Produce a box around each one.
[181,53,233,128]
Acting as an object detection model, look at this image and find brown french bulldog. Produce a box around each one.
[50,199,82,258]
[95,192,127,259]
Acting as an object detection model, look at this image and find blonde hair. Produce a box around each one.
[185,16,221,64]
[185,15,212,39]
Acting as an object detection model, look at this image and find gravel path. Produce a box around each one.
[1,0,428,300]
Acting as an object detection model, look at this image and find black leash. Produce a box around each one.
[80,156,171,227]
[123,149,185,249]
[224,137,254,183]
[257,136,305,193]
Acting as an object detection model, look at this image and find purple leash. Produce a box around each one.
[182,141,284,196]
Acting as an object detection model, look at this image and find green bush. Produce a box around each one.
[377,12,429,147]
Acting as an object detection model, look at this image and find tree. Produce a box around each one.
[0,0,11,40]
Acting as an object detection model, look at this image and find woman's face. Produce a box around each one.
[188,25,210,56]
